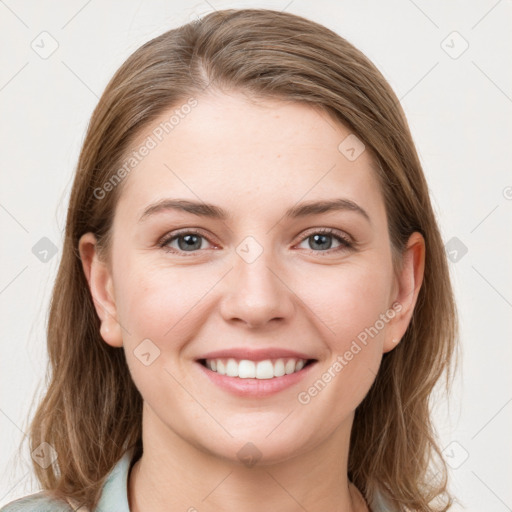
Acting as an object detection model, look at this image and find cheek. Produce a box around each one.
[297,259,394,349]
[112,262,213,404]
[114,258,219,344]
[294,266,392,416]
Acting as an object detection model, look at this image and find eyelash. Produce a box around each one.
[157,228,354,257]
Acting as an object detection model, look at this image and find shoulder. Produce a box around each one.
[1,448,136,512]
[369,488,399,512]
[0,491,73,512]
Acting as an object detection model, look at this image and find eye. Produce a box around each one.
[296,228,353,254]
[158,229,215,255]
[158,227,354,256]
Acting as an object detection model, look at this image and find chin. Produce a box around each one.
[205,428,315,467]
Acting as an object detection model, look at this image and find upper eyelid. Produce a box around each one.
[298,227,352,243]
[158,227,218,247]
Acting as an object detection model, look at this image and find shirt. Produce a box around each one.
[0,449,135,512]
[1,448,395,511]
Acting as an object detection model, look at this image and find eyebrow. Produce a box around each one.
[139,198,371,224]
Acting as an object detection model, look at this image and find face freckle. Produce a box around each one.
[107,90,400,465]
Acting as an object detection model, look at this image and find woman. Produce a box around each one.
[1,8,458,512]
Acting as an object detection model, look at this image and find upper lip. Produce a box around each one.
[197,348,316,362]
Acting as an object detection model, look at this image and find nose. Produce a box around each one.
[219,242,295,329]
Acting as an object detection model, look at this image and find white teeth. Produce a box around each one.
[226,358,239,377]
[285,359,296,374]
[255,360,274,379]
[204,358,310,379]
[238,360,256,378]
[216,360,226,375]
[274,359,285,377]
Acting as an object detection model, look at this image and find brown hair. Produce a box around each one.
[20,8,458,511]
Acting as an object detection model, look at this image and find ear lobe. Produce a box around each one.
[78,232,123,348]
[383,232,425,353]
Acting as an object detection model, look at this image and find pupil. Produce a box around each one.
[311,234,331,250]
[178,234,201,251]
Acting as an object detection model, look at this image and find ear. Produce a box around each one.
[383,231,425,353]
[78,232,123,348]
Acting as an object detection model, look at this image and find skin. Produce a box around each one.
[79,90,425,512]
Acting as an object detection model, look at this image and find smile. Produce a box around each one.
[200,357,314,379]
[196,356,317,398]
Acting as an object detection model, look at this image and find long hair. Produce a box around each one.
[21,8,458,510]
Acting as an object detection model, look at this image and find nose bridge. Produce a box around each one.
[220,234,294,327]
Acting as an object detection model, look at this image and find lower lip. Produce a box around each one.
[195,361,317,397]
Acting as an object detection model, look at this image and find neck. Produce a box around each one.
[128,404,368,512]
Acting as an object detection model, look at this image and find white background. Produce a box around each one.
[1,1,511,510]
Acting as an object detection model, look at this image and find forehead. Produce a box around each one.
[116,91,384,223]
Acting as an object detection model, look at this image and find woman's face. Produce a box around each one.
[81,91,423,465]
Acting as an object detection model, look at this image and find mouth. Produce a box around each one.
[194,347,318,397]
[195,355,318,398]
[197,357,317,379]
